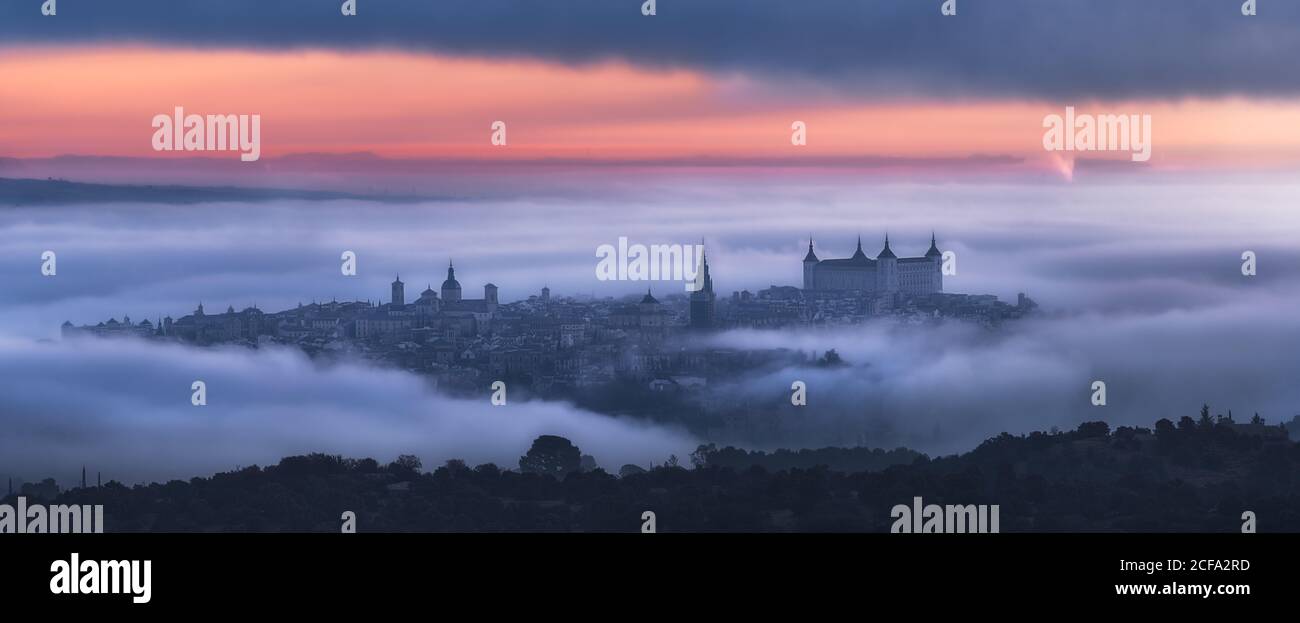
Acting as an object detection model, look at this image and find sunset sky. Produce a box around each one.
[3,1,1300,179]
[5,1,1300,483]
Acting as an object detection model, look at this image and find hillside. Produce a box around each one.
[9,411,1298,532]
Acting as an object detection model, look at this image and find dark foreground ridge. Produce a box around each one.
[7,409,1299,532]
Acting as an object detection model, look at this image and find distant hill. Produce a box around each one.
[695,444,922,473]
[0,177,434,206]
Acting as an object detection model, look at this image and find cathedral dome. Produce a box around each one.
[441,262,462,291]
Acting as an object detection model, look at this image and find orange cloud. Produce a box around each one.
[3,46,1300,170]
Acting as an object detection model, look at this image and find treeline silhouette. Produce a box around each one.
[10,409,1299,532]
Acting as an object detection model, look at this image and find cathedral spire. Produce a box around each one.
[850,235,868,260]
[696,240,713,294]
[641,286,660,306]
[877,233,897,259]
[690,240,717,328]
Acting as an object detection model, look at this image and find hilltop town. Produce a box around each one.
[62,237,1037,405]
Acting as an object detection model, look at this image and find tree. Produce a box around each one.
[1154,418,1176,438]
[441,459,470,476]
[356,458,380,472]
[818,349,845,367]
[388,454,422,477]
[618,464,647,478]
[690,444,717,469]
[519,435,582,479]
[1198,404,1213,429]
[1076,421,1109,438]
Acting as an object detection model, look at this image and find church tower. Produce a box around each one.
[391,274,405,309]
[690,244,716,329]
[925,232,943,293]
[484,283,498,314]
[441,261,462,303]
[802,237,819,290]
[875,234,899,293]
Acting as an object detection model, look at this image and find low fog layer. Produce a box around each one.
[1,174,1297,484]
[700,284,1300,455]
[4,175,1298,337]
[0,337,696,486]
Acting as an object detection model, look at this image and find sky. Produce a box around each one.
[3,1,1300,486]
[3,0,1300,178]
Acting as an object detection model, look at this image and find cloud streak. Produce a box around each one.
[2,1,1297,99]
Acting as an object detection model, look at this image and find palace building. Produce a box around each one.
[802,234,943,295]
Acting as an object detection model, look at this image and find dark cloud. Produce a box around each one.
[1,0,1297,99]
